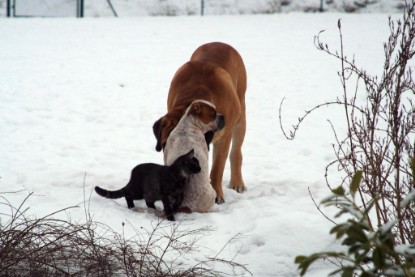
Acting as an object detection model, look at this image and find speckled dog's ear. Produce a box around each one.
[188,102,201,116]
[188,102,217,125]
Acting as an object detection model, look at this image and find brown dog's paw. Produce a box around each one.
[215,196,225,204]
[230,183,247,193]
[178,207,192,214]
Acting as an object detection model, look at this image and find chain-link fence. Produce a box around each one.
[3,0,83,17]
[1,0,405,17]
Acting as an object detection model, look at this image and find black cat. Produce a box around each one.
[95,149,200,221]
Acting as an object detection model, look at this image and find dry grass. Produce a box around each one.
[0,190,251,277]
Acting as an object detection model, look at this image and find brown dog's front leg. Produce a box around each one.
[229,112,246,192]
[210,135,232,204]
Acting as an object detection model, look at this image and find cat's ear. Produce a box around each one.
[186,149,195,158]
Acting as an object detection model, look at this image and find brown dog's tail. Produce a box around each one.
[95,186,125,199]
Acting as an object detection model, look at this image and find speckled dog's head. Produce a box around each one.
[185,100,225,133]
[153,99,224,151]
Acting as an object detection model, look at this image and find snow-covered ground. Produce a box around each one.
[0,13,396,276]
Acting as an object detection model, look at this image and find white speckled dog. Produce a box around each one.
[164,100,225,213]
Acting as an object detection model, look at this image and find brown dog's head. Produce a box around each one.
[153,100,224,152]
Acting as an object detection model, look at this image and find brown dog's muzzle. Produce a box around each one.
[216,114,225,131]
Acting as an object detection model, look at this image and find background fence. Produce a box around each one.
[1,0,405,17]
[6,0,83,17]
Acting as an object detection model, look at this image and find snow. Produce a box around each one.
[395,244,415,256]
[401,189,415,209]
[0,0,405,17]
[0,13,396,276]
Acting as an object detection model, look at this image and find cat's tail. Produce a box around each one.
[95,186,125,199]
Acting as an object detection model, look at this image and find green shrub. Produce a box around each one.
[295,171,415,276]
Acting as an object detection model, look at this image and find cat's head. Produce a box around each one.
[178,149,201,175]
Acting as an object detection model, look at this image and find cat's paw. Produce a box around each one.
[166,214,176,221]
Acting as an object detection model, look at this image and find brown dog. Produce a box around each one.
[153,42,247,203]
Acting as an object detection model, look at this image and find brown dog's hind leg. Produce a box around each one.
[229,109,246,193]
[211,134,232,204]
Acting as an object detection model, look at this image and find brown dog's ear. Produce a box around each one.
[153,117,163,152]
[154,114,178,152]
[160,117,177,151]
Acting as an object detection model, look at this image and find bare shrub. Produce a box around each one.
[279,0,415,255]
[0,191,251,276]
